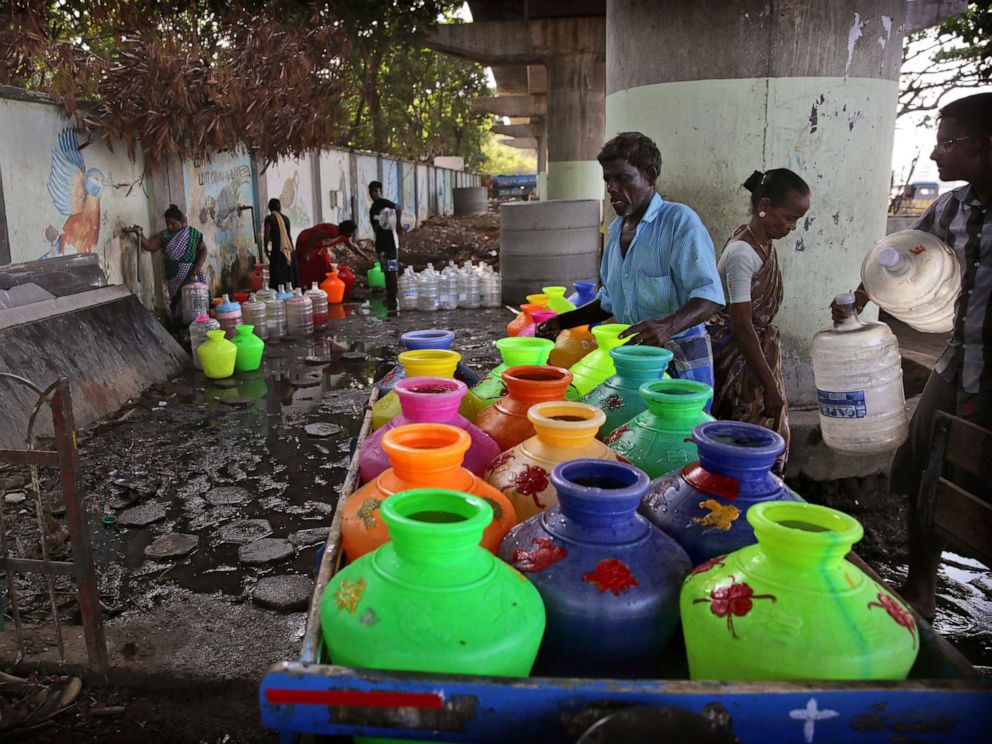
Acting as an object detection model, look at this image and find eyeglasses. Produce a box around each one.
[933,134,981,153]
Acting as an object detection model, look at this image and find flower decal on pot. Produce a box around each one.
[334,577,367,614]
[692,576,776,639]
[868,592,917,648]
[691,499,741,531]
[514,464,550,510]
[511,536,568,573]
[583,558,639,596]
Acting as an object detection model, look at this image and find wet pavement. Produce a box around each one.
[3,297,990,683]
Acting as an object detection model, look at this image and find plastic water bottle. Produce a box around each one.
[812,293,908,455]
[399,267,419,311]
[286,288,314,338]
[439,263,459,310]
[860,229,960,333]
[180,282,210,325]
[460,262,481,309]
[266,291,287,339]
[417,266,439,312]
[241,293,268,340]
[306,283,329,330]
[215,294,242,339]
[481,269,502,307]
[189,314,220,370]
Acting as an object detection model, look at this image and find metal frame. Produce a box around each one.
[0,374,108,673]
[260,390,992,742]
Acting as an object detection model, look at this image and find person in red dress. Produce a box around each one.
[296,220,365,288]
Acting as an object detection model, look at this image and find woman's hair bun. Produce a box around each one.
[742,170,764,193]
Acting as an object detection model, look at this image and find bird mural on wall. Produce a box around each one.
[45,127,104,257]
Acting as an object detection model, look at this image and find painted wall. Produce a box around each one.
[382,158,401,206]
[354,154,379,240]
[401,162,416,229]
[182,149,257,294]
[0,95,157,307]
[416,165,429,224]
[264,154,316,236]
[318,148,352,224]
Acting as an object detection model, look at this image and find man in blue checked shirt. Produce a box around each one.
[537,131,725,390]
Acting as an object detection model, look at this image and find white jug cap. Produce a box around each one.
[834,292,856,306]
[877,246,901,267]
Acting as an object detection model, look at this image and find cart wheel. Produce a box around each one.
[577,705,739,743]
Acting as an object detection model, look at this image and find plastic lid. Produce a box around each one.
[216,294,240,312]
[194,314,210,323]
[876,247,902,267]
[834,292,856,306]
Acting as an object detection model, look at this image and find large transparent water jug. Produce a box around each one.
[189,314,220,370]
[861,229,960,333]
[417,267,439,312]
[812,293,908,455]
[180,282,210,326]
[241,293,268,340]
[305,283,329,329]
[481,268,502,307]
[265,293,287,339]
[286,288,314,337]
[398,267,419,311]
[460,262,481,309]
[439,263,459,310]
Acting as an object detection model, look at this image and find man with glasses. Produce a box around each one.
[837,92,992,617]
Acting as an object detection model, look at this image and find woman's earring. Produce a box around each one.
[758,211,766,218]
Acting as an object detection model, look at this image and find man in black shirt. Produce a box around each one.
[369,180,402,308]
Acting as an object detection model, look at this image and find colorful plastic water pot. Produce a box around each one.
[337,265,356,299]
[605,379,714,478]
[320,270,346,304]
[197,330,237,379]
[231,324,265,372]
[359,377,500,481]
[341,424,516,561]
[583,346,673,435]
[507,303,543,337]
[485,401,620,522]
[463,337,554,421]
[566,323,632,399]
[498,459,691,677]
[368,261,386,290]
[474,365,573,452]
[377,330,481,397]
[681,501,919,680]
[371,349,463,430]
[541,285,576,315]
[323,489,545,678]
[566,280,597,307]
[547,326,597,369]
[640,421,802,565]
[523,310,557,338]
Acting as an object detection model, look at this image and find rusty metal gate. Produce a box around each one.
[0,374,107,672]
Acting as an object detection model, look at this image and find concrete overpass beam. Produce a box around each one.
[471,95,547,118]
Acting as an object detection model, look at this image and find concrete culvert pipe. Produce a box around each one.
[453,187,488,216]
[500,199,601,305]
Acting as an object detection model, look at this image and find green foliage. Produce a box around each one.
[900,1,992,119]
[335,3,494,166]
[476,135,537,175]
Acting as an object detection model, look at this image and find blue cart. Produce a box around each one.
[260,390,992,742]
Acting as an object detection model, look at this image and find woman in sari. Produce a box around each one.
[137,204,208,318]
[707,169,810,475]
[263,198,294,289]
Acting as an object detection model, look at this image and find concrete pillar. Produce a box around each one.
[606,0,911,406]
[545,52,604,202]
[426,18,605,203]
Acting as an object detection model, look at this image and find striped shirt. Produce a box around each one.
[913,185,992,392]
[597,193,725,330]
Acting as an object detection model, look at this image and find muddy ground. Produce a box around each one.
[1,215,990,739]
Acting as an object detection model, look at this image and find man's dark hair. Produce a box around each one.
[164,203,184,222]
[939,93,992,136]
[597,132,662,182]
[369,181,383,195]
[268,198,281,212]
[742,168,810,211]
[339,219,358,236]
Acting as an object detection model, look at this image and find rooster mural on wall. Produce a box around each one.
[44,127,104,258]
